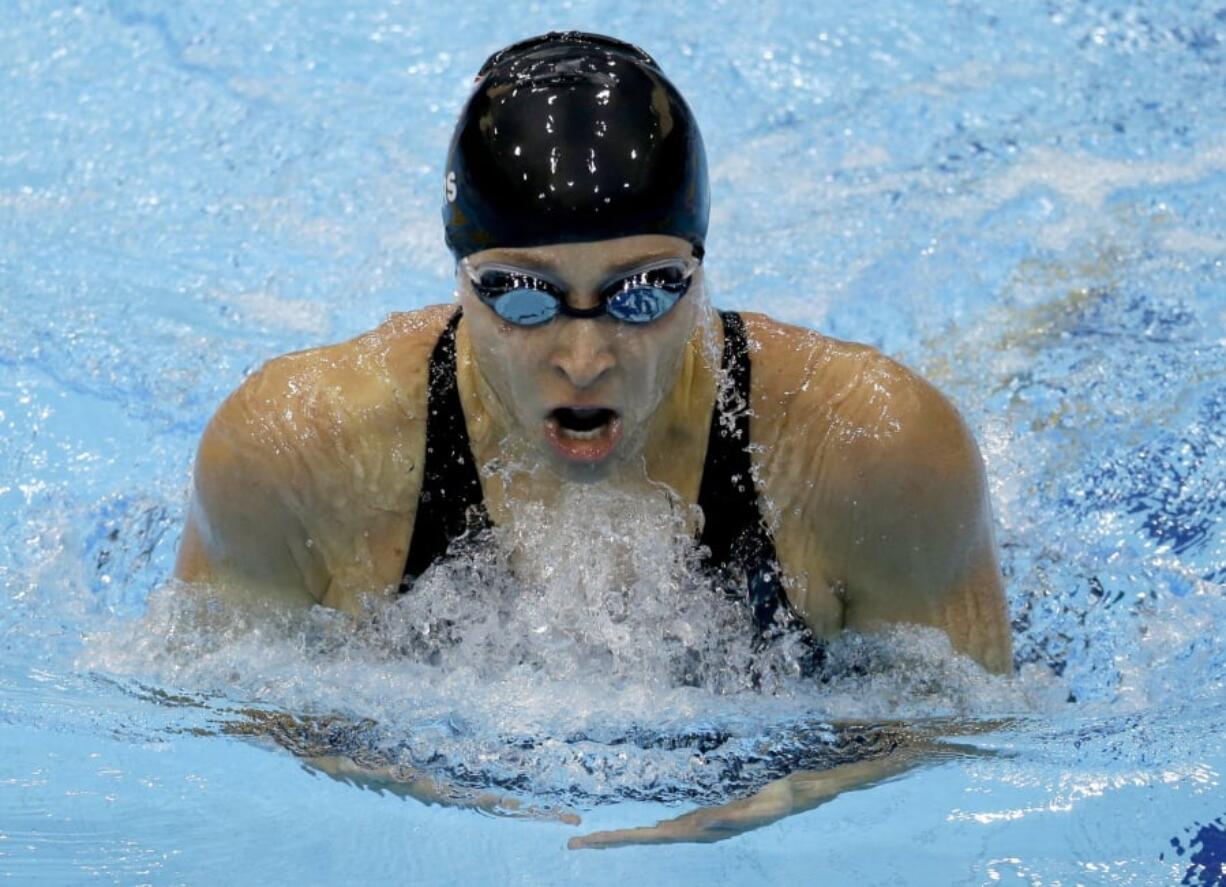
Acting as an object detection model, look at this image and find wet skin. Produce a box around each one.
[176,232,1010,673]
[174,233,1013,843]
[455,236,706,486]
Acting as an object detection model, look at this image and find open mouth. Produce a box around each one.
[544,407,623,463]
[552,407,617,438]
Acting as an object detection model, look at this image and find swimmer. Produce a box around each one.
[174,31,1012,846]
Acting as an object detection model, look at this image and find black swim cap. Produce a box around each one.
[443,31,709,261]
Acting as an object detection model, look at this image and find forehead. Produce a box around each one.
[465,234,692,278]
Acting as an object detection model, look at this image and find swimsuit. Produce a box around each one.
[401,310,820,665]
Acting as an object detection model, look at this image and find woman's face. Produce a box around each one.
[457,234,705,481]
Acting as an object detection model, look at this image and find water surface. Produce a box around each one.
[1,1,1224,884]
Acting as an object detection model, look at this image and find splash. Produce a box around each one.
[82,483,1037,804]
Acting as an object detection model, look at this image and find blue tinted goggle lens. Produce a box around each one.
[603,275,687,325]
[468,260,695,327]
[492,287,557,326]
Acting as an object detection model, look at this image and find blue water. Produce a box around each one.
[2,1,1224,884]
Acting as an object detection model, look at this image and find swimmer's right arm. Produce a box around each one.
[174,372,326,609]
[302,754,580,825]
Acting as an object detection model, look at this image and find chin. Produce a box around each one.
[540,446,624,483]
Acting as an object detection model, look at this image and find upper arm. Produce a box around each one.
[823,360,1012,673]
[174,365,323,609]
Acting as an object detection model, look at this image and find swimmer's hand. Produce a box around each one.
[304,753,582,826]
[568,741,955,850]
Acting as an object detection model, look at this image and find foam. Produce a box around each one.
[81,483,1051,803]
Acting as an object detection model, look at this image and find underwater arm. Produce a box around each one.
[568,738,944,849]
[303,754,581,825]
[568,719,1011,850]
[223,708,579,824]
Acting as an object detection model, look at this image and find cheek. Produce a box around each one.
[618,322,692,412]
[465,310,549,411]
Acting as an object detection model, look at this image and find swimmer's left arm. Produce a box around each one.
[824,364,1013,673]
[569,720,1011,850]
[569,736,966,849]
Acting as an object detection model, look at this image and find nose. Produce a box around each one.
[549,319,615,389]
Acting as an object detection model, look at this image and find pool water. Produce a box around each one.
[2,1,1224,884]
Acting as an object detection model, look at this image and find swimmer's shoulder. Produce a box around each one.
[738,310,974,462]
[197,305,455,513]
[180,306,455,604]
[734,312,1008,671]
[738,310,985,537]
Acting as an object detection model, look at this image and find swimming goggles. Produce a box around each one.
[462,255,700,326]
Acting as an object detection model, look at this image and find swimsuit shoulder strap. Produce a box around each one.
[696,311,814,643]
[696,310,758,568]
[401,309,490,587]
